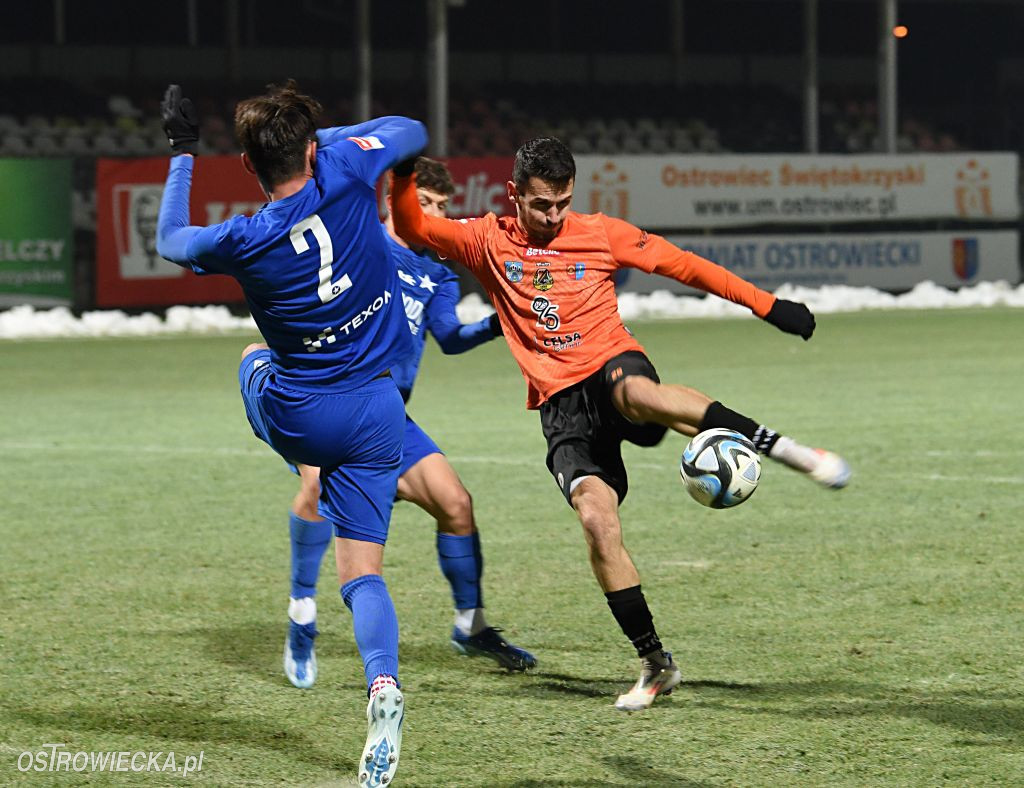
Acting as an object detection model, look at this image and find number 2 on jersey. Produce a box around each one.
[289,214,353,303]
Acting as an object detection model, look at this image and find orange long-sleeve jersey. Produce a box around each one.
[391,172,777,409]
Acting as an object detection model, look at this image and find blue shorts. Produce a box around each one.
[400,415,443,476]
[239,349,404,544]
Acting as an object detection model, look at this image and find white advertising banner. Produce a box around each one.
[575,153,1020,228]
[616,230,1020,293]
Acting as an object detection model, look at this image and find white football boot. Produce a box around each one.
[284,597,318,689]
[769,437,851,489]
[808,448,852,489]
[358,685,404,787]
[614,652,682,712]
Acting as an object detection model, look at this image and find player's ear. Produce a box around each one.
[507,180,519,204]
[307,139,317,169]
[241,151,257,176]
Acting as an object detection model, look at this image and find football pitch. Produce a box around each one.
[2,307,1023,786]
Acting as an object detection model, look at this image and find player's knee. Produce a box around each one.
[439,486,474,534]
[292,480,321,521]
[573,489,621,548]
[241,341,269,361]
[292,493,320,521]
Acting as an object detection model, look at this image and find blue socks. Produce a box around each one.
[436,531,484,610]
[341,574,400,689]
[289,512,332,599]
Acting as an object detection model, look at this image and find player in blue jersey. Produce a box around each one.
[281,158,536,692]
[155,82,421,788]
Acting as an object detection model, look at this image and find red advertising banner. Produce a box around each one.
[95,155,514,309]
[444,157,515,219]
[95,156,261,308]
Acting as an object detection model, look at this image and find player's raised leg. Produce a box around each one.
[569,476,681,711]
[283,463,331,689]
[611,374,851,488]
[397,443,537,672]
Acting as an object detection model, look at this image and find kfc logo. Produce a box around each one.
[112,184,184,279]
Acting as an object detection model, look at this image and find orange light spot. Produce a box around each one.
[893,25,908,38]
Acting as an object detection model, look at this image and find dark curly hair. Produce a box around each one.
[234,79,322,188]
[512,137,576,191]
[414,157,455,196]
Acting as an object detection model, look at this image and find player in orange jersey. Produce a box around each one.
[390,138,850,711]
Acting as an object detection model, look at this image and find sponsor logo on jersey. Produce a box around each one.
[952,237,979,280]
[504,261,523,282]
[533,268,554,291]
[542,332,583,352]
[403,292,425,335]
[397,269,416,286]
[347,135,385,151]
[531,296,560,330]
[566,263,585,280]
[526,247,560,256]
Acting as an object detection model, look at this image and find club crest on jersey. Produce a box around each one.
[346,135,385,151]
[533,268,554,291]
[566,263,585,280]
[504,261,523,282]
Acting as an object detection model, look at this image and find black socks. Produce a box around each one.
[605,585,663,657]
[700,400,780,454]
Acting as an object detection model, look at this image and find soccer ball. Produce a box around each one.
[680,428,761,509]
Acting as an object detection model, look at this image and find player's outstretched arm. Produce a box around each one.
[390,170,487,271]
[323,116,428,187]
[601,215,815,339]
[317,116,422,149]
[425,275,500,355]
[155,84,227,270]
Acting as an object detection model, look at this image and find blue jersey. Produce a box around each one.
[157,117,426,392]
[386,234,497,401]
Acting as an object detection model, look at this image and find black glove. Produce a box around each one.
[488,312,502,337]
[764,298,815,340]
[160,84,200,156]
[392,156,419,177]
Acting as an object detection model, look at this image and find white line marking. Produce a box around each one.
[924,450,1022,457]
[916,473,1024,485]
[6,442,1019,484]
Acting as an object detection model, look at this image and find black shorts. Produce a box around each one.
[540,351,668,506]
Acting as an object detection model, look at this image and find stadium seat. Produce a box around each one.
[32,136,62,157]
[122,133,151,156]
[0,134,31,156]
[568,135,593,154]
[645,131,671,154]
[92,133,120,156]
[621,135,646,154]
[670,127,695,152]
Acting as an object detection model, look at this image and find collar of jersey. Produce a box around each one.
[261,178,316,213]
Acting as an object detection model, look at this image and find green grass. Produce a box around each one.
[2,308,1023,786]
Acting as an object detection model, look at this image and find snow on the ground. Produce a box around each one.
[2,281,1022,340]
